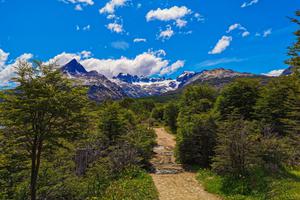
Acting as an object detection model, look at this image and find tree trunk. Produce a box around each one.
[30,137,43,200]
[30,136,37,200]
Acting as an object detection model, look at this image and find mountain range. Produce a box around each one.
[61,59,268,102]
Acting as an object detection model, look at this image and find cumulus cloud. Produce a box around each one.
[61,0,94,10]
[158,26,174,41]
[227,23,250,37]
[146,6,191,22]
[99,0,127,14]
[241,0,259,8]
[160,60,185,75]
[111,41,129,50]
[106,22,123,33]
[79,50,183,77]
[209,36,232,54]
[0,49,184,86]
[175,19,187,28]
[0,49,9,71]
[133,38,147,43]
[0,52,33,86]
[262,69,284,77]
[242,31,250,37]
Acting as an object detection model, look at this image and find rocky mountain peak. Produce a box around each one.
[61,59,87,75]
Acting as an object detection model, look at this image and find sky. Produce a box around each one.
[0,0,299,86]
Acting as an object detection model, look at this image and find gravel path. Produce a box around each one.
[150,128,220,200]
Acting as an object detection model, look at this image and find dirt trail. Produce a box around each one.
[150,128,220,200]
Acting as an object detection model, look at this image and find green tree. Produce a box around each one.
[212,118,259,175]
[176,113,217,167]
[98,103,128,142]
[255,76,298,135]
[163,102,179,133]
[0,62,89,200]
[286,10,300,70]
[215,78,261,120]
[180,85,217,117]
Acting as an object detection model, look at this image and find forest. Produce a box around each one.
[0,11,299,200]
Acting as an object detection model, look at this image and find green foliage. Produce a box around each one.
[163,102,179,133]
[215,79,260,120]
[255,76,298,135]
[151,105,165,122]
[180,85,217,116]
[176,113,217,167]
[99,168,158,200]
[0,61,90,199]
[212,118,260,175]
[286,11,300,69]
[197,168,300,200]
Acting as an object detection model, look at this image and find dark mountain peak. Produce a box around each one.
[61,59,87,75]
[113,73,139,83]
[281,66,295,76]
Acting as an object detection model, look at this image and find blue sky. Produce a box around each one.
[0,0,299,83]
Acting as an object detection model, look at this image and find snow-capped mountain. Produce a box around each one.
[60,60,263,101]
[61,59,127,102]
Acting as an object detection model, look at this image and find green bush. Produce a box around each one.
[90,168,158,200]
[197,168,300,200]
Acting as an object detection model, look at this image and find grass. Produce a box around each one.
[99,169,159,200]
[196,168,300,200]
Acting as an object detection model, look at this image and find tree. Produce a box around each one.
[286,10,300,70]
[212,118,259,175]
[255,76,298,135]
[163,102,179,133]
[0,62,90,200]
[180,85,217,117]
[215,78,260,120]
[176,113,217,167]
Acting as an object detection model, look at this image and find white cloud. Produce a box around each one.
[158,26,174,41]
[262,69,284,77]
[255,29,272,37]
[209,36,232,54]
[111,41,129,50]
[0,53,33,86]
[146,6,191,22]
[227,23,245,33]
[106,22,123,33]
[176,19,187,28]
[46,52,81,66]
[263,29,272,37]
[241,0,259,8]
[160,60,185,75]
[80,49,183,77]
[197,57,245,67]
[242,31,250,37]
[133,38,147,43]
[0,49,9,70]
[74,4,83,11]
[194,13,204,22]
[227,23,250,37]
[0,49,184,84]
[65,0,94,5]
[80,50,92,59]
[99,0,127,14]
